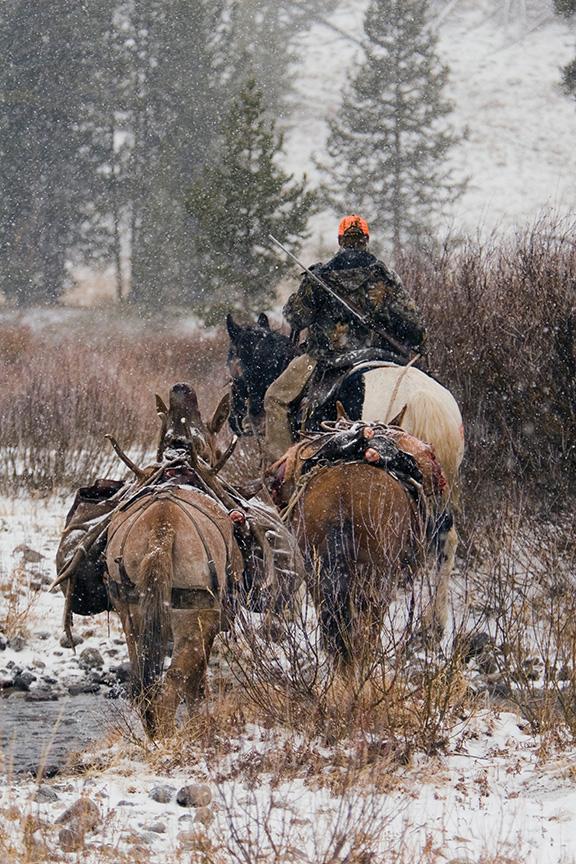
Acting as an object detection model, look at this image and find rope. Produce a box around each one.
[383,354,421,424]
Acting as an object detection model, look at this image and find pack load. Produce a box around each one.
[268,414,448,522]
[53,384,305,638]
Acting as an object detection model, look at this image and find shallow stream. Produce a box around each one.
[0,692,119,777]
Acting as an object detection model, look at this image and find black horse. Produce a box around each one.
[226,312,299,435]
[226,313,403,438]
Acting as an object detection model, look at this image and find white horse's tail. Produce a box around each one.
[400,389,463,501]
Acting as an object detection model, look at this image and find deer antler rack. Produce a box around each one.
[156,411,168,462]
[208,435,238,475]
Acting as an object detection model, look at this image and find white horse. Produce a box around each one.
[359,362,464,500]
[355,361,464,635]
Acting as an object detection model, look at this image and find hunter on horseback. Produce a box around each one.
[264,215,427,462]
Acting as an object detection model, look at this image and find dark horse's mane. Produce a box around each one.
[226,313,298,434]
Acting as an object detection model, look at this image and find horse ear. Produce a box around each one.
[226,313,241,340]
[336,401,351,422]
[388,405,407,427]
[257,312,270,330]
[155,394,168,416]
[207,392,231,435]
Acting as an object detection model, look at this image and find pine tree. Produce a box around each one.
[319,0,464,257]
[119,0,228,306]
[561,56,576,98]
[0,0,117,304]
[185,79,317,322]
[224,0,333,112]
[553,0,576,18]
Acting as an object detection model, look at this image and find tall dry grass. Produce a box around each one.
[0,319,230,491]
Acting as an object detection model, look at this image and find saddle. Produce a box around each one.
[292,348,412,433]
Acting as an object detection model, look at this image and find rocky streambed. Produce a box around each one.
[0,692,115,777]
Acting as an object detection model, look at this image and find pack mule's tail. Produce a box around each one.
[137,519,174,691]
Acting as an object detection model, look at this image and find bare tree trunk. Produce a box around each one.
[110,120,123,302]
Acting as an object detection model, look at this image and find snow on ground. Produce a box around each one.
[2,495,576,861]
[0,495,131,764]
[284,0,576,256]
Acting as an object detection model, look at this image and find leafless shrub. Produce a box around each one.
[457,494,576,741]
[0,562,41,641]
[218,563,473,763]
[0,321,229,491]
[213,776,402,864]
[398,215,576,511]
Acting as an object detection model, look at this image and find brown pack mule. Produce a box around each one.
[276,418,453,672]
[106,486,243,736]
[105,385,243,736]
[292,462,424,669]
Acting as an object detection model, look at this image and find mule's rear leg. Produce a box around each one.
[113,603,149,699]
[317,570,353,667]
[152,609,221,731]
[309,530,356,668]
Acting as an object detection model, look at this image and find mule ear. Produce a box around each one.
[388,405,407,427]
[155,394,168,416]
[226,312,241,340]
[207,392,231,435]
[257,312,270,329]
[336,401,351,422]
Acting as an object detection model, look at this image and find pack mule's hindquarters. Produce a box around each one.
[293,463,421,667]
[106,491,242,734]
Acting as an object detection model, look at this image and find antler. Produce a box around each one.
[156,411,168,462]
[207,435,238,475]
[105,434,147,480]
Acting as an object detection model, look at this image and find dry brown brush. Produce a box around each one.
[399,216,576,511]
[0,315,229,490]
[452,492,576,742]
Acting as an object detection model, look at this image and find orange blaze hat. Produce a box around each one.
[338,214,369,238]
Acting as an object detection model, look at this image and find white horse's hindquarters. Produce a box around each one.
[361,365,464,491]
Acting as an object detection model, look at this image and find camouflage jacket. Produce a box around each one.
[283,249,426,360]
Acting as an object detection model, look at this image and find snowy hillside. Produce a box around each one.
[285,0,576,255]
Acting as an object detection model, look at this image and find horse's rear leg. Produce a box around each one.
[311,531,355,667]
[421,512,456,642]
[157,609,221,728]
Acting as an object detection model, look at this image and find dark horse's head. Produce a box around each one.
[226,312,298,435]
